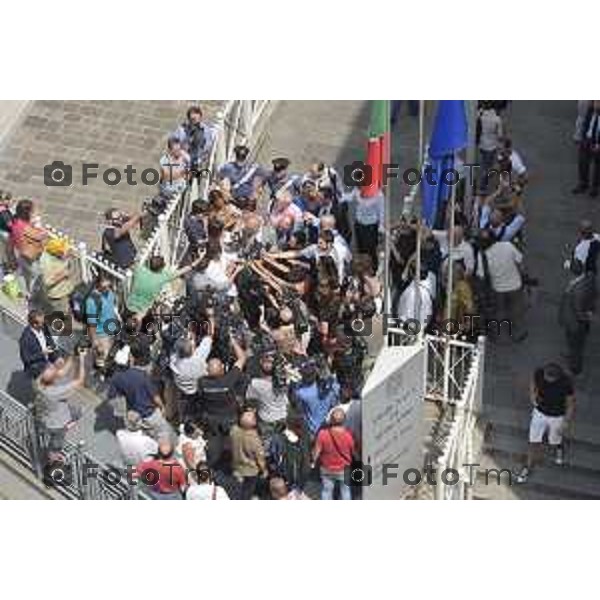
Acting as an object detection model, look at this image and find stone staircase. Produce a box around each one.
[474,404,600,500]
[0,100,223,248]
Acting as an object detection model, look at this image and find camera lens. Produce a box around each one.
[351,168,364,184]
[351,468,365,483]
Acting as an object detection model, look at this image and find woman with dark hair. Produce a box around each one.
[10,199,47,295]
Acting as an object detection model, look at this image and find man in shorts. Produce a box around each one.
[516,363,575,483]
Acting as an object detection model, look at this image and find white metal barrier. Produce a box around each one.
[386,329,485,500]
[387,330,480,403]
[36,101,277,314]
[433,336,485,500]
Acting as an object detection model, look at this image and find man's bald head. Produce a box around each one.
[244,213,262,232]
[329,407,346,427]
[580,219,595,238]
[320,214,336,231]
[207,357,225,377]
[269,477,289,499]
[158,438,174,459]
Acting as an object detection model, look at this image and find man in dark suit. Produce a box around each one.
[558,259,596,375]
[573,101,600,198]
[19,309,58,379]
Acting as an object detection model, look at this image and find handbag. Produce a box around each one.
[473,249,496,316]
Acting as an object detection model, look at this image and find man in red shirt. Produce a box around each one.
[137,439,188,500]
[313,408,354,500]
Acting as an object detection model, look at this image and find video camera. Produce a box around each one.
[140,193,172,238]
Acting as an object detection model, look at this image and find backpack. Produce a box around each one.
[69,282,102,324]
[0,204,13,233]
[266,431,306,488]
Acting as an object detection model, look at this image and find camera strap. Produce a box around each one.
[328,428,352,465]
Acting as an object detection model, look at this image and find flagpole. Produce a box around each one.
[383,100,391,320]
[414,99,425,340]
[445,155,457,323]
[418,100,425,172]
[443,150,457,403]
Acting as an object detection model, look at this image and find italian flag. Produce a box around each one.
[363,100,390,197]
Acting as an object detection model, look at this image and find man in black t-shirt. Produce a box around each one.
[198,337,247,469]
[102,209,141,269]
[516,363,575,483]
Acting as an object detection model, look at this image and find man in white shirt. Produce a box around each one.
[170,335,213,422]
[433,225,475,276]
[320,215,352,279]
[476,102,504,193]
[572,220,600,275]
[116,410,159,466]
[396,270,435,333]
[476,232,527,341]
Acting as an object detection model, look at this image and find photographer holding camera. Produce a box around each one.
[102,208,140,269]
[35,350,86,460]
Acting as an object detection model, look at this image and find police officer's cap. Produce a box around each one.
[272,157,291,172]
[234,145,250,160]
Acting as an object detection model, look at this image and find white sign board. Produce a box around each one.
[361,343,426,500]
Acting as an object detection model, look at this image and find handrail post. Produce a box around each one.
[213,108,228,169]
[157,213,170,265]
[28,411,43,480]
[78,241,90,284]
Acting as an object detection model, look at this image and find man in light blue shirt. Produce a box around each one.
[291,361,340,438]
[85,276,119,371]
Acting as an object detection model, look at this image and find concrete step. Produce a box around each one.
[481,404,600,451]
[0,451,60,499]
[478,430,600,499]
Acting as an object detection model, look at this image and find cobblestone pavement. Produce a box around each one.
[0,100,222,248]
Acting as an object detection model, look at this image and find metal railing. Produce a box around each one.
[0,304,142,499]
[0,389,41,476]
[136,100,276,270]
[387,330,480,403]
[26,101,277,321]
[433,336,485,500]
[0,376,142,500]
[386,329,485,500]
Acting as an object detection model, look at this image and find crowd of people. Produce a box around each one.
[387,100,599,485]
[389,101,532,342]
[10,103,384,500]
[6,100,597,497]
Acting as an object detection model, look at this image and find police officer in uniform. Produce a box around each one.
[265,157,301,213]
[218,145,267,207]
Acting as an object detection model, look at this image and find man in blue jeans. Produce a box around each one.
[313,408,355,500]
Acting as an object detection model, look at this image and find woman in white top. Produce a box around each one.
[186,464,229,500]
[175,421,207,470]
